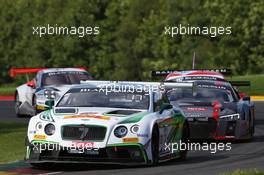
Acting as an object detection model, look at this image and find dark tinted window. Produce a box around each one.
[167,87,234,103]
[57,88,149,110]
[42,71,92,86]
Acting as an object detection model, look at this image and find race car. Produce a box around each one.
[152,69,255,140]
[12,67,92,117]
[25,81,191,167]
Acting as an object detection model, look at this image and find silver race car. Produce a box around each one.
[13,67,92,117]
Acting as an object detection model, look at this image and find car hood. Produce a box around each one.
[51,107,148,126]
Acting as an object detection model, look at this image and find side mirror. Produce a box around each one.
[159,103,173,114]
[26,80,36,88]
[45,100,55,109]
[239,92,246,99]
[242,96,250,101]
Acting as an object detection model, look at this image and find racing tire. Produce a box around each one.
[14,93,23,118]
[30,163,55,169]
[179,122,189,160]
[151,125,159,166]
[32,95,37,116]
[249,113,255,139]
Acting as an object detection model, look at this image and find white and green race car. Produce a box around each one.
[25,81,192,167]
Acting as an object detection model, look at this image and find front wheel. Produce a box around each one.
[32,95,37,116]
[179,122,189,160]
[14,93,23,118]
[151,126,159,166]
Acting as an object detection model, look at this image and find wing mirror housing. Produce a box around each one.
[45,100,55,109]
[26,80,36,88]
[239,92,246,99]
[159,103,173,114]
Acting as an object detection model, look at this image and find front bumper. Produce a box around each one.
[25,141,149,165]
[188,118,217,139]
[188,118,246,140]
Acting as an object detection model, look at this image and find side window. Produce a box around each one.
[232,88,240,102]
[161,92,170,104]
[36,73,41,88]
[153,92,169,112]
[153,92,162,112]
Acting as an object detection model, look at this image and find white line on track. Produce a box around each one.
[38,172,63,175]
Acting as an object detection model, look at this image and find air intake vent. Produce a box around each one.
[55,108,76,114]
[62,125,106,141]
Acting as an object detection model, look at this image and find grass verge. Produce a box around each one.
[0,122,27,164]
[228,74,264,95]
[0,86,16,96]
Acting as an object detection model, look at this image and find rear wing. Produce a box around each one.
[10,67,46,78]
[151,69,231,77]
[229,81,251,87]
[10,67,87,78]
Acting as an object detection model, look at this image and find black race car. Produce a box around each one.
[152,69,255,140]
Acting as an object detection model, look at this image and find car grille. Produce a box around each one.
[62,125,106,141]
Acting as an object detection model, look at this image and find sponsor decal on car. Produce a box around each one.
[34,134,47,140]
[123,137,139,143]
[187,107,207,111]
[64,115,110,120]
[71,141,95,148]
[36,105,46,110]
[29,130,36,134]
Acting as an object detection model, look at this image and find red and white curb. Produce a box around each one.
[0,96,14,101]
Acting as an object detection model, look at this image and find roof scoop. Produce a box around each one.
[55,108,77,114]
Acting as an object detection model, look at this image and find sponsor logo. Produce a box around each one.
[29,130,36,134]
[36,105,46,110]
[187,107,206,111]
[71,141,95,148]
[123,138,139,143]
[34,134,47,140]
[64,115,110,120]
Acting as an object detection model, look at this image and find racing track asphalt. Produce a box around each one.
[0,100,264,175]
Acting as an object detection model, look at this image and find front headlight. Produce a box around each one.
[44,123,55,136]
[44,90,57,99]
[219,113,240,120]
[130,124,139,134]
[35,122,43,131]
[114,126,128,138]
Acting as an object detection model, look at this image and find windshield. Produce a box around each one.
[167,87,234,103]
[42,71,92,86]
[56,88,150,109]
